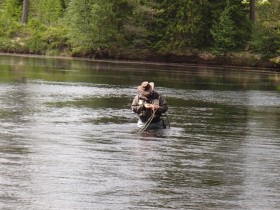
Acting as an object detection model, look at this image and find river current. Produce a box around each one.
[0,55,279,209]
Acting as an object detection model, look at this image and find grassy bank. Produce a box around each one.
[0,37,279,70]
[1,50,279,72]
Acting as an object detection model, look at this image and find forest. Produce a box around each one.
[0,0,279,67]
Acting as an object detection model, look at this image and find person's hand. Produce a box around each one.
[144,103,152,109]
[151,104,159,110]
[144,103,159,110]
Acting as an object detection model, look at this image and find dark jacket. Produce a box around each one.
[131,91,168,123]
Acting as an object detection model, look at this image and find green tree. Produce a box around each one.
[66,0,116,54]
[119,0,160,49]
[2,0,22,21]
[0,0,22,39]
[153,0,208,51]
[251,0,280,56]
[210,0,251,52]
[211,4,237,52]
[29,0,63,25]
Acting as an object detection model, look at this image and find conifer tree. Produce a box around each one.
[118,0,160,49]
[210,0,250,51]
[153,0,208,51]
[211,4,237,52]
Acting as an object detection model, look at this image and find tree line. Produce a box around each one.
[0,0,279,65]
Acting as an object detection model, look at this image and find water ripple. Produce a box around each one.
[1,77,279,209]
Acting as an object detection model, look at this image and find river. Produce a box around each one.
[0,54,279,210]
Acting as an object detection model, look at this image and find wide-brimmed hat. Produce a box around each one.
[137,81,154,95]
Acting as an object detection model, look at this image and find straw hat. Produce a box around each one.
[137,81,154,95]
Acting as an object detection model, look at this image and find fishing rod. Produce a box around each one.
[138,110,171,133]
[138,98,170,133]
[138,109,156,133]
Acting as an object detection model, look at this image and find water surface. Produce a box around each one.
[0,55,279,210]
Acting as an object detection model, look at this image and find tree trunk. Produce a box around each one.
[21,0,29,24]
[250,0,256,24]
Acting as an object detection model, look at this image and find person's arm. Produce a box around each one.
[157,95,168,113]
[131,95,145,114]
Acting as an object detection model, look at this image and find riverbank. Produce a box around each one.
[1,50,279,71]
[106,49,279,70]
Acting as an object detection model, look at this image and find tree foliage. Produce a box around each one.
[32,0,63,25]
[211,4,237,52]
[2,0,22,21]
[0,0,279,60]
[65,0,117,55]
[152,0,208,51]
[251,0,280,56]
[210,0,251,52]
[120,0,160,49]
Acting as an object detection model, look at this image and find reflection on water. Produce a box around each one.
[0,55,280,210]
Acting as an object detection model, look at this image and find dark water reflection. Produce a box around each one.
[0,55,279,210]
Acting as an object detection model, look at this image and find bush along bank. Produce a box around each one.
[97,49,279,69]
[0,44,279,70]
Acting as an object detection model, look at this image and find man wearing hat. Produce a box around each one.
[131,81,168,130]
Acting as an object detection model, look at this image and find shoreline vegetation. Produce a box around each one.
[1,1,279,71]
[0,50,279,71]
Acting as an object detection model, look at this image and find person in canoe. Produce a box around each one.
[131,81,168,130]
